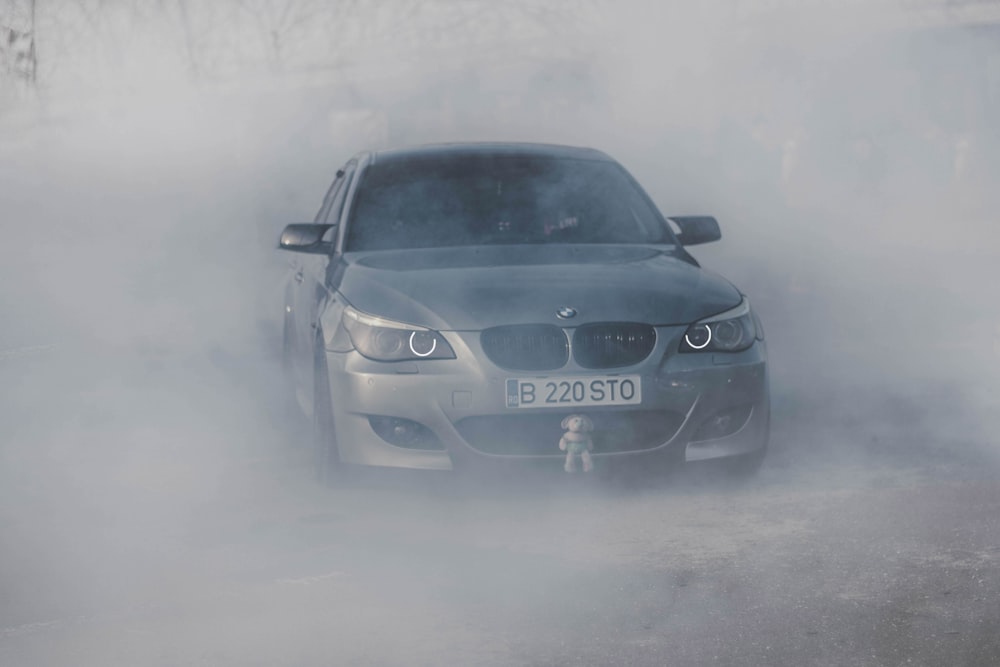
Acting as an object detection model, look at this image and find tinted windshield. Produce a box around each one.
[345,154,670,251]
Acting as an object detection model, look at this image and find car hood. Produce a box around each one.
[337,245,741,331]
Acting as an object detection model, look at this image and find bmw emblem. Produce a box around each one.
[556,306,577,319]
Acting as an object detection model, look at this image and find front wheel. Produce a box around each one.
[313,334,341,485]
[280,314,303,431]
[719,447,766,478]
[721,409,769,479]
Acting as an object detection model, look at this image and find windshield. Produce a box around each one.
[345,154,671,251]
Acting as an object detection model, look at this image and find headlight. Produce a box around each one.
[342,306,456,361]
[679,298,757,353]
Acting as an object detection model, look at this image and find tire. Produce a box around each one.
[281,311,294,371]
[720,447,766,479]
[312,331,341,485]
[721,409,770,480]
[280,314,303,430]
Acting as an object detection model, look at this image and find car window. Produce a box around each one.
[344,155,670,251]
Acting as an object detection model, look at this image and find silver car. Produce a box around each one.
[279,143,769,481]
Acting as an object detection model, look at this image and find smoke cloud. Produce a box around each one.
[2,1,999,664]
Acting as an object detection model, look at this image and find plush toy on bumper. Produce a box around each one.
[560,414,594,473]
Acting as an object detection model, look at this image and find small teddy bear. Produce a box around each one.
[559,414,594,473]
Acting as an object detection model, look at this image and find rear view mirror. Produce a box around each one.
[278,223,335,254]
[668,216,721,246]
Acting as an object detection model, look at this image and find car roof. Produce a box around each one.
[367,142,614,166]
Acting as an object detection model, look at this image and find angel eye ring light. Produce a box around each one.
[684,325,712,350]
[408,331,437,357]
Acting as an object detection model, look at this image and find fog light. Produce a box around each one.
[368,416,445,450]
[693,404,753,441]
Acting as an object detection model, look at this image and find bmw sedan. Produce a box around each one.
[278,142,769,481]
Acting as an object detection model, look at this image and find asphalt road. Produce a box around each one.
[1,345,999,667]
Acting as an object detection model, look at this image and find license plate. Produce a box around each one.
[505,376,641,409]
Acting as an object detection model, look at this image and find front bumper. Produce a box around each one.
[323,325,769,471]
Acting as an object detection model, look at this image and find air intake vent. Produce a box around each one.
[572,323,656,369]
[455,411,684,455]
[481,324,569,371]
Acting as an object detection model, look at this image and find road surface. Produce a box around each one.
[1,345,998,667]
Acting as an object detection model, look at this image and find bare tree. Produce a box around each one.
[0,0,609,98]
[235,0,328,71]
[168,0,208,78]
[0,0,37,87]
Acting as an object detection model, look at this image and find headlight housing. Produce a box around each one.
[342,306,456,362]
[679,298,758,353]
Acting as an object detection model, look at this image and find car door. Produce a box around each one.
[288,161,356,409]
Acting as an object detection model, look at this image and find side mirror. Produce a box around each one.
[278,223,335,254]
[668,216,721,246]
